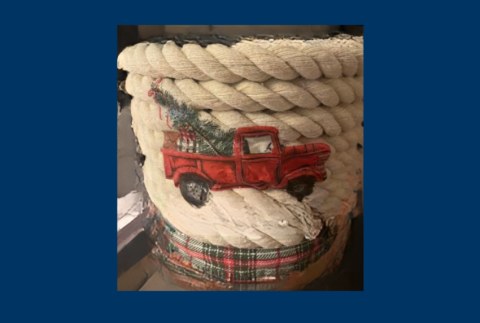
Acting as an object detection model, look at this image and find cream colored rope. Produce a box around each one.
[130,95,362,248]
[118,39,363,83]
[125,72,363,111]
[121,36,364,248]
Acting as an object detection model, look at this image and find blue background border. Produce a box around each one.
[2,1,479,321]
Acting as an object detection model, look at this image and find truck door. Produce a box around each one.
[240,133,281,186]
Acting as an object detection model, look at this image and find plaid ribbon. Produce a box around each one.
[148,211,336,284]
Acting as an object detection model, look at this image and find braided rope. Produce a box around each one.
[118,40,363,83]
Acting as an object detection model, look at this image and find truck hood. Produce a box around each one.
[283,143,331,157]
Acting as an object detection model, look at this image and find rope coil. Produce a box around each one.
[125,72,363,111]
[118,38,363,83]
[121,35,363,248]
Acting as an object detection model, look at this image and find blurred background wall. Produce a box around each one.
[118,25,363,55]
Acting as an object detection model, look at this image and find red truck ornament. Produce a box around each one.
[161,126,331,207]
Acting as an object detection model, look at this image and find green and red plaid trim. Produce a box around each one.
[147,210,336,284]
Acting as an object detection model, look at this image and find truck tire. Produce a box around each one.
[179,174,211,207]
[286,176,316,201]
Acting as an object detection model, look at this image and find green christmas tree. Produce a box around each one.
[153,89,235,156]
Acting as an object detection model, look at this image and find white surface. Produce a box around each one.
[245,135,273,154]
[117,191,143,231]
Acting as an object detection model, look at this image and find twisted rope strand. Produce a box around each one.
[125,73,363,111]
[130,93,357,142]
[118,40,362,83]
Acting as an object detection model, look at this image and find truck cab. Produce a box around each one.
[234,127,330,190]
[234,127,284,187]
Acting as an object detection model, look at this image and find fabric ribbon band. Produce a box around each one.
[147,207,339,285]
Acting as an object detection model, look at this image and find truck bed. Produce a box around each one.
[161,148,239,187]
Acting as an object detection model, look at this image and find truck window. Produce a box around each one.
[243,135,274,154]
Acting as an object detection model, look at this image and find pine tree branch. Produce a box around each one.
[185,122,223,156]
[154,89,235,157]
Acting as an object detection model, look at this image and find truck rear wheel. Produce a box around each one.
[179,174,211,207]
[287,176,315,201]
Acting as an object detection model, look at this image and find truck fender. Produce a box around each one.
[279,168,325,187]
[172,167,212,187]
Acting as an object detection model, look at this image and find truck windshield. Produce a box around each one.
[243,135,274,154]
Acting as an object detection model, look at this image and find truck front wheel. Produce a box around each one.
[287,176,315,201]
[179,174,211,207]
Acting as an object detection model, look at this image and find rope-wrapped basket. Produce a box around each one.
[118,34,363,289]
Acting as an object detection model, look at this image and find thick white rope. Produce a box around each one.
[131,94,363,154]
[125,72,363,111]
[141,139,357,248]
[122,36,363,248]
[130,90,362,142]
[130,94,362,248]
[118,40,363,83]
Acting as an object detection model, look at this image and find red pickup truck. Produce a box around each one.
[161,126,331,207]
